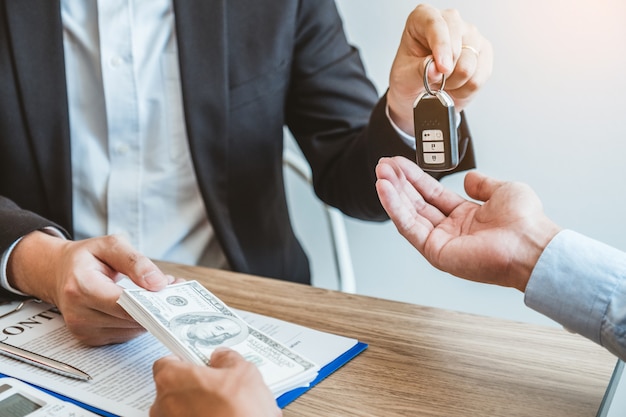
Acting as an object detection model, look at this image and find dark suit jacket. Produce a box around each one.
[0,0,475,295]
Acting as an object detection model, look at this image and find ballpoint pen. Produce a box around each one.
[0,341,92,381]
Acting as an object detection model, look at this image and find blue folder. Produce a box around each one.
[276,341,368,408]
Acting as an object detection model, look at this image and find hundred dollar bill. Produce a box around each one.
[117,280,319,396]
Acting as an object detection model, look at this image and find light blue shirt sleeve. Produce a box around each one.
[525,229,626,360]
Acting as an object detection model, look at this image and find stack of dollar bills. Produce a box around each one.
[118,280,319,397]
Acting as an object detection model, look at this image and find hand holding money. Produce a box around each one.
[151,350,283,417]
[118,280,319,397]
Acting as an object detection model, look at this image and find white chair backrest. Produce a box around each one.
[283,149,356,293]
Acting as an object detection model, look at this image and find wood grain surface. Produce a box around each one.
[157,261,617,417]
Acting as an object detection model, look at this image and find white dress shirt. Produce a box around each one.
[62,0,227,270]
[0,0,230,295]
[4,0,231,294]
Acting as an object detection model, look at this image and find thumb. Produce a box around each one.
[152,355,182,374]
[210,347,246,369]
[94,234,173,291]
[464,171,506,203]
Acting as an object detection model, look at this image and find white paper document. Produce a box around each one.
[0,287,361,417]
[0,301,163,416]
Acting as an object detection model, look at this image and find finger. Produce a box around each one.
[79,326,146,346]
[391,156,466,216]
[433,10,492,110]
[376,158,450,253]
[152,356,186,397]
[376,158,446,225]
[171,276,187,284]
[63,309,146,345]
[439,8,465,64]
[159,354,182,364]
[210,347,245,369]
[153,355,182,376]
[464,171,507,202]
[376,178,433,250]
[56,262,131,320]
[59,268,151,343]
[70,266,139,321]
[445,45,479,91]
[445,39,490,96]
[61,288,147,345]
[408,5,454,73]
[470,39,494,89]
[92,235,173,290]
[388,162,451,226]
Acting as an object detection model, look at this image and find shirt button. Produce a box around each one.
[110,56,123,68]
[114,143,129,155]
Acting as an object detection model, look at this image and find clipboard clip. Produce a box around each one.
[0,298,42,320]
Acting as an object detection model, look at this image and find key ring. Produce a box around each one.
[423,57,446,96]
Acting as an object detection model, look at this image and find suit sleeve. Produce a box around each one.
[0,197,69,300]
[285,0,475,221]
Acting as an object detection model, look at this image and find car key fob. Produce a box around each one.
[414,58,459,172]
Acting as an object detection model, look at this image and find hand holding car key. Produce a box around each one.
[413,57,459,172]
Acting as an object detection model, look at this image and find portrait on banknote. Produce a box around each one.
[169,312,249,349]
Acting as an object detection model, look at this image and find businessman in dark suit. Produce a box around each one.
[0,1,492,346]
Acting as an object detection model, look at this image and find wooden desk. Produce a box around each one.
[157,261,616,417]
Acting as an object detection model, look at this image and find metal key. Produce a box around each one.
[413,58,459,172]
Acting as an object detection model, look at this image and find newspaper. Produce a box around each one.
[117,280,319,397]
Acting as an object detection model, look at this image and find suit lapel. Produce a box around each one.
[173,0,248,271]
[173,0,229,170]
[4,0,72,231]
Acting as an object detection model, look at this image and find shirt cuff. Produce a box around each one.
[0,227,67,296]
[385,104,416,149]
